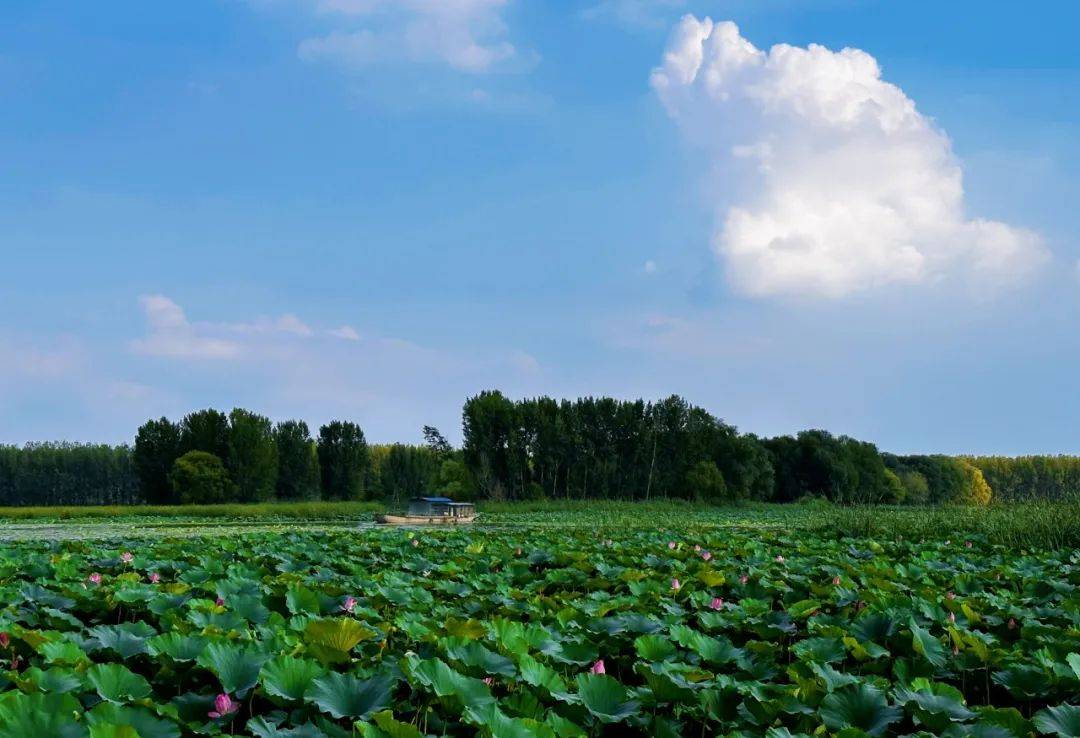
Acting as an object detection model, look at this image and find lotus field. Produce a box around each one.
[0,513,1077,738]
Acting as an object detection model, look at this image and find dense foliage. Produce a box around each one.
[273,421,321,501]
[170,451,231,505]
[2,393,1079,507]
[0,443,138,506]
[317,421,370,501]
[458,392,1003,506]
[461,393,773,502]
[967,456,1080,502]
[0,512,1074,737]
[369,444,440,506]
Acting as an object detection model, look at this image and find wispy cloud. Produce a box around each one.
[131,295,241,360]
[295,0,533,74]
[131,295,365,361]
[326,325,361,341]
[0,335,84,380]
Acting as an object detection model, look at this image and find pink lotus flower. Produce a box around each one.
[946,591,956,600]
[700,551,712,561]
[483,677,494,686]
[120,552,134,564]
[709,597,723,611]
[739,575,748,585]
[0,633,9,648]
[775,555,785,563]
[341,596,358,613]
[965,541,972,549]
[88,573,102,585]
[590,659,605,675]
[411,539,420,548]
[215,597,225,607]
[694,545,701,552]
[1007,618,1017,630]
[948,611,956,623]
[149,572,161,584]
[668,541,676,550]
[671,578,681,591]
[208,693,239,719]
[832,576,841,586]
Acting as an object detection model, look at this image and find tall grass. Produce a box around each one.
[806,502,1080,549]
[0,498,1074,549]
[476,498,707,514]
[0,500,384,521]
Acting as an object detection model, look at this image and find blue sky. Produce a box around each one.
[1,0,1078,453]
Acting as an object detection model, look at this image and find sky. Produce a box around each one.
[1,0,1078,454]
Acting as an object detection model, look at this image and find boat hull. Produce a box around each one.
[375,514,476,526]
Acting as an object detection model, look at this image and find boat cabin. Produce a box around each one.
[407,496,475,518]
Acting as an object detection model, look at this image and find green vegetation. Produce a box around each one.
[967,455,1080,502]
[3,393,1080,508]
[459,392,1026,505]
[317,420,370,501]
[0,500,1074,549]
[0,442,138,506]
[0,500,383,521]
[0,506,1072,736]
[274,420,321,501]
[171,451,232,505]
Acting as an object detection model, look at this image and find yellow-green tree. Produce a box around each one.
[959,462,992,506]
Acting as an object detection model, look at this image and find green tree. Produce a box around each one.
[462,391,518,500]
[317,421,369,500]
[436,459,471,498]
[422,425,453,458]
[274,420,320,500]
[170,451,230,505]
[378,444,439,505]
[897,469,930,504]
[0,443,138,506]
[179,409,230,461]
[685,460,729,502]
[367,444,390,498]
[133,418,181,504]
[882,468,905,503]
[227,408,278,503]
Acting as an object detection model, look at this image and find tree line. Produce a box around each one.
[458,392,1046,506]
[0,393,1076,506]
[0,443,138,507]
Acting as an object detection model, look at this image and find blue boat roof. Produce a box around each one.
[416,496,453,503]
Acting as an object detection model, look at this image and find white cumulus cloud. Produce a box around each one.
[298,0,524,74]
[651,16,1047,299]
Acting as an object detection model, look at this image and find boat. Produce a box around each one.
[375,496,477,525]
[376,513,477,525]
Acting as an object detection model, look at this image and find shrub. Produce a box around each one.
[436,459,471,499]
[898,470,930,504]
[170,451,230,505]
[685,460,730,502]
